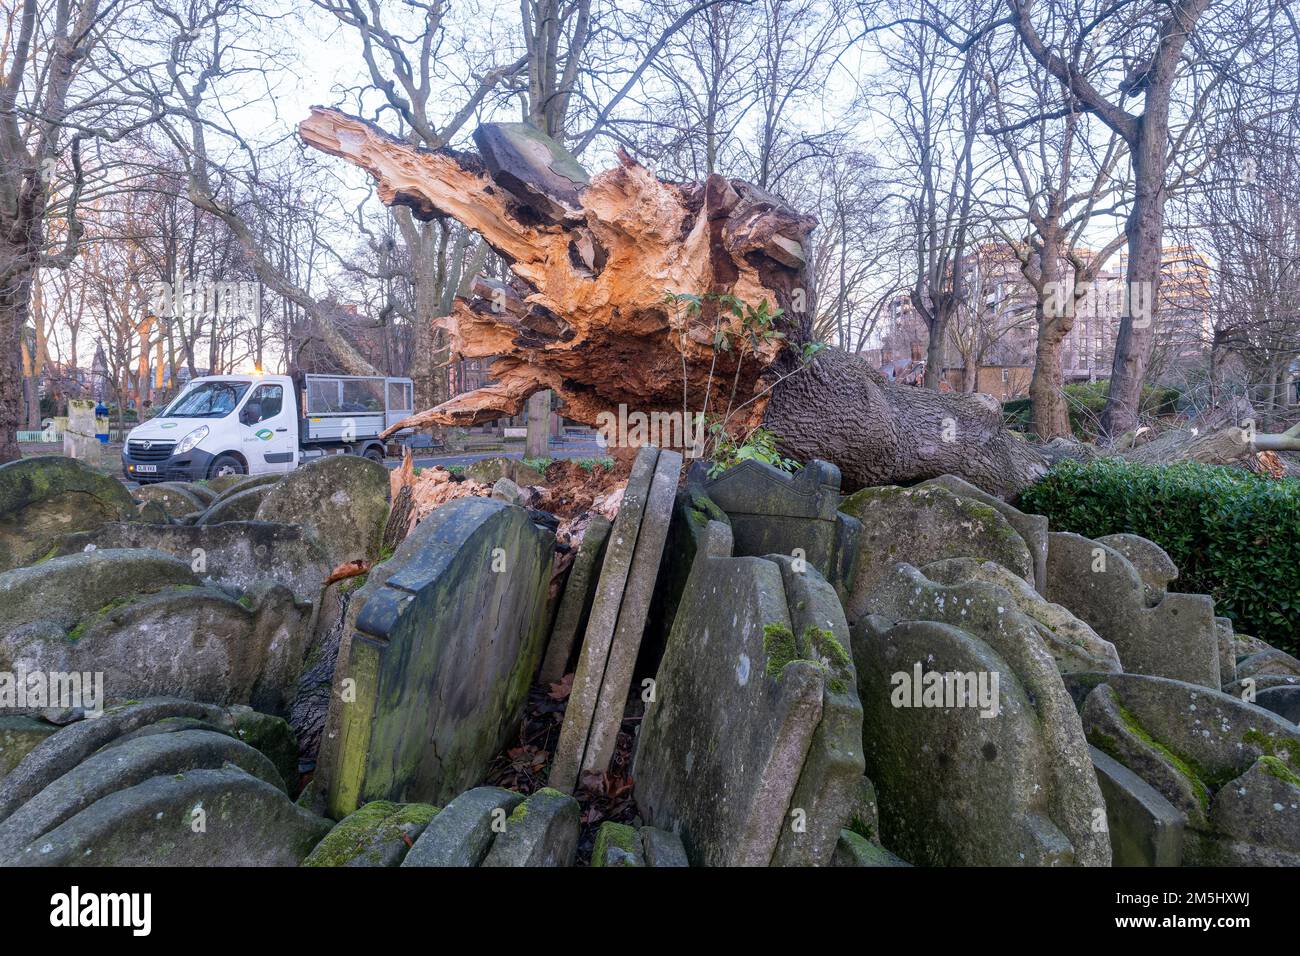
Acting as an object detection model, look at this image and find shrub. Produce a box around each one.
[1002,380,1181,440]
[1018,458,1300,654]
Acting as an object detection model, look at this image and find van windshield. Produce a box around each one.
[161,381,250,418]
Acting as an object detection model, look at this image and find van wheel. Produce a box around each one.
[363,448,384,464]
[209,454,246,478]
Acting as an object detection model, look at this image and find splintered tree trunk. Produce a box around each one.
[299,108,1049,496]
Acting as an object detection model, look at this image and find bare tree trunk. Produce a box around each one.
[301,108,1048,496]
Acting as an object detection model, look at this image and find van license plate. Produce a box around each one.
[135,465,157,473]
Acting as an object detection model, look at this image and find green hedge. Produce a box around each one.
[1018,459,1300,654]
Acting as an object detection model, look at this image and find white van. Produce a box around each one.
[122,372,414,482]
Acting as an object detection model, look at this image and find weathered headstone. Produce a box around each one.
[1045,532,1219,688]
[703,459,861,599]
[133,482,208,519]
[579,447,682,780]
[0,457,136,572]
[538,514,612,684]
[4,574,312,715]
[591,821,645,867]
[466,456,546,487]
[838,484,1033,624]
[255,455,390,566]
[197,484,273,524]
[919,557,1120,674]
[324,496,553,817]
[634,521,847,866]
[550,446,668,792]
[0,728,287,863]
[852,607,1109,866]
[57,520,332,607]
[1076,673,1300,864]
[480,787,580,867]
[402,786,524,867]
[8,766,330,866]
[301,801,439,867]
[1090,746,1185,866]
[919,474,1049,592]
[472,123,590,224]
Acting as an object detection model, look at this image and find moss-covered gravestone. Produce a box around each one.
[0,457,136,573]
[1045,532,1219,688]
[634,521,863,867]
[703,459,860,601]
[838,483,1033,625]
[325,497,554,818]
[255,454,389,566]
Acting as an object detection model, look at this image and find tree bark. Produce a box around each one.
[300,107,1048,496]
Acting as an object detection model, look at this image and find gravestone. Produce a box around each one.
[324,496,553,817]
[1045,532,1219,688]
[197,485,273,524]
[538,515,612,684]
[58,521,332,607]
[1076,673,1300,863]
[550,446,673,792]
[919,557,1120,674]
[634,521,854,867]
[4,574,312,716]
[852,606,1109,866]
[256,455,390,567]
[402,786,524,867]
[480,787,580,867]
[302,801,439,867]
[8,767,330,866]
[702,459,861,599]
[591,822,645,867]
[1090,746,1185,866]
[919,474,1049,592]
[838,484,1033,624]
[0,717,58,785]
[133,482,208,519]
[0,457,136,572]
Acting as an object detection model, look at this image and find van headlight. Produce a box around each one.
[174,425,209,456]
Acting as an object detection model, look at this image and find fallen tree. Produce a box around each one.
[299,107,1057,495]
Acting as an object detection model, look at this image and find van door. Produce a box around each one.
[238,382,297,474]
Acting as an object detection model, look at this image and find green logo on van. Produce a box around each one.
[254,428,274,441]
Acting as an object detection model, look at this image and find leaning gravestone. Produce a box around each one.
[480,787,581,867]
[853,614,1106,866]
[550,446,677,792]
[702,459,861,599]
[538,514,612,684]
[301,801,439,867]
[196,485,273,525]
[837,484,1033,624]
[766,554,866,867]
[0,457,136,572]
[634,521,859,867]
[57,520,333,607]
[919,558,1120,674]
[132,482,209,519]
[255,455,390,567]
[577,447,682,781]
[1045,532,1219,688]
[402,786,525,867]
[324,496,553,818]
[918,474,1049,592]
[855,563,1110,866]
[1075,672,1300,864]
[7,767,330,866]
[1089,746,1185,866]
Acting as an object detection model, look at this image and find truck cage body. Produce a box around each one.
[298,373,414,444]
